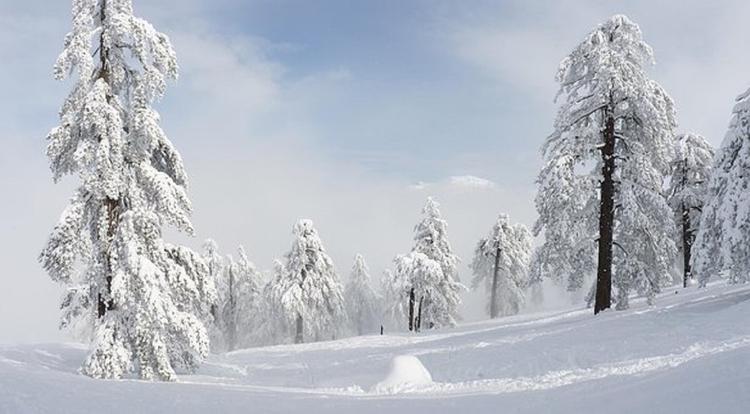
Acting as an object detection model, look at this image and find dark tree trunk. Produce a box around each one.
[96,3,118,319]
[594,114,616,315]
[415,296,424,332]
[227,268,237,351]
[490,245,502,319]
[408,287,416,332]
[682,204,692,288]
[97,197,118,318]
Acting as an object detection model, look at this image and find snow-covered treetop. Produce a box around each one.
[533,14,678,297]
[550,14,675,174]
[668,133,714,212]
[46,0,188,233]
[413,197,460,281]
[349,254,373,288]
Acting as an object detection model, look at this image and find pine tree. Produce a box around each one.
[666,133,714,287]
[39,0,216,380]
[380,269,408,332]
[395,197,464,330]
[394,252,444,331]
[202,238,224,345]
[471,215,533,318]
[693,88,750,285]
[267,220,346,343]
[344,254,381,336]
[217,247,262,351]
[532,15,677,313]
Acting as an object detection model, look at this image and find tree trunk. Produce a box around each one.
[415,296,424,332]
[97,197,118,318]
[96,3,118,319]
[408,287,416,332]
[594,113,616,315]
[295,314,304,344]
[227,268,236,351]
[682,203,692,288]
[490,245,502,319]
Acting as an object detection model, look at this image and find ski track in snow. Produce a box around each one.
[3,282,749,411]
[177,336,750,398]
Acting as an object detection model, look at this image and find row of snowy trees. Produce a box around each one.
[531,14,749,314]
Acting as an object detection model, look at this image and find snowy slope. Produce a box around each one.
[2,284,750,413]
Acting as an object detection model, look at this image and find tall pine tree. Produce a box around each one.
[532,15,677,313]
[693,88,750,285]
[667,133,714,287]
[40,0,215,380]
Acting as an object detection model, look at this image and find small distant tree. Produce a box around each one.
[693,88,750,285]
[380,269,408,331]
[394,252,444,332]
[217,246,262,351]
[202,239,225,346]
[268,220,346,343]
[344,254,381,336]
[666,133,714,287]
[397,197,464,331]
[471,215,533,318]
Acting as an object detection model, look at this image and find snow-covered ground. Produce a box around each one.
[2,283,750,413]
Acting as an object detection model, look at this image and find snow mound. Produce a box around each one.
[372,355,433,394]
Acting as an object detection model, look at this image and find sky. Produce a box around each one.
[1,0,749,342]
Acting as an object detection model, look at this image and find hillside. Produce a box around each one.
[2,283,750,413]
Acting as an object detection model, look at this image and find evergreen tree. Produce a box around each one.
[380,269,408,332]
[39,0,215,380]
[532,15,677,313]
[693,88,750,285]
[666,133,714,287]
[267,220,346,343]
[344,254,381,336]
[394,252,444,331]
[395,197,464,330]
[202,238,225,347]
[217,246,262,351]
[471,215,533,318]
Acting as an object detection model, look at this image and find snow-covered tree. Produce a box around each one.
[471,215,533,318]
[39,0,215,380]
[394,252,444,331]
[532,15,677,313]
[380,269,408,332]
[217,247,262,351]
[396,197,463,330]
[693,88,750,285]
[202,238,224,345]
[344,254,381,336]
[266,220,346,343]
[667,133,714,287]
[254,260,290,345]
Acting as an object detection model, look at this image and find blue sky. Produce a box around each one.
[1,0,749,341]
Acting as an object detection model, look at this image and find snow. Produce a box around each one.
[2,283,750,413]
[372,355,433,394]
